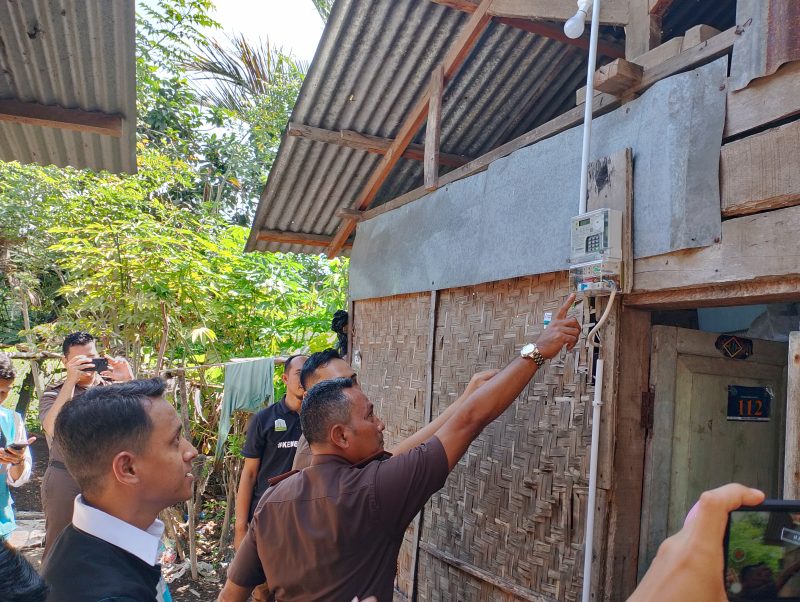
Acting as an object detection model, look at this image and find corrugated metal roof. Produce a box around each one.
[0,0,136,174]
[246,0,621,254]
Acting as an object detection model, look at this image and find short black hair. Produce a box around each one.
[55,378,165,494]
[0,541,49,601]
[299,348,342,390]
[62,331,95,357]
[0,353,15,381]
[300,377,354,444]
[283,354,305,376]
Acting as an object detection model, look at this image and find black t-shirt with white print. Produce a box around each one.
[241,396,301,519]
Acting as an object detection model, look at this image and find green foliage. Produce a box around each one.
[728,512,783,575]
[311,0,334,22]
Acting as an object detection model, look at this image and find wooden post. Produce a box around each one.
[408,290,439,598]
[425,66,445,191]
[785,332,800,498]
[625,0,661,60]
[177,372,198,580]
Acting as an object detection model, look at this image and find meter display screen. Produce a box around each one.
[578,218,590,227]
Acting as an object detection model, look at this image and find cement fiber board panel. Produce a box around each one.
[350,58,726,301]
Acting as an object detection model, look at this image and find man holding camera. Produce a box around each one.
[39,332,133,558]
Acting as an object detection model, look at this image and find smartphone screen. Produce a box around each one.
[725,501,800,600]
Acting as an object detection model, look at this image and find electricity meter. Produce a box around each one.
[569,208,622,264]
[569,208,623,295]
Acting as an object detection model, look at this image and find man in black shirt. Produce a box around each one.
[234,354,307,549]
[42,378,198,601]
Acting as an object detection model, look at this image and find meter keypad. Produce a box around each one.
[585,233,602,253]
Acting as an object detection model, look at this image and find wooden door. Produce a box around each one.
[638,326,788,576]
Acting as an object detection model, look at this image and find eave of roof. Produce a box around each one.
[0,0,137,174]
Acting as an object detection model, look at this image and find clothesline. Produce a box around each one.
[156,356,286,376]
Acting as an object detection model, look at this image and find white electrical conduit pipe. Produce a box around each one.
[571,0,608,600]
[577,0,602,216]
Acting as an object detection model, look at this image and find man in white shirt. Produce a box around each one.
[41,378,197,602]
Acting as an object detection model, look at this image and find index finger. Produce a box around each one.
[555,293,577,320]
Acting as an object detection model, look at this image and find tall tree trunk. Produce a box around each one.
[177,372,198,580]
[18,287,44,400]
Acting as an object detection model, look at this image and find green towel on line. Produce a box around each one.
[215,357,274,458]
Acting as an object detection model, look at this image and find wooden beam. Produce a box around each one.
[257,229,352,250]
[787,332,800,499]
[648,0,675,17]
[624,276,800,310]
[495,17,626,58]
[424,66,444,191]
[594,59,644,96]
[682,24,721,50]
[286,123,470,169]
[0,99,122,137]
[326,0,495,257]
[725,60,800,138]
[604,307,650,599]
[632,204,800,294]
[721,118,800,217]
[335,208,363,222]
[430,0,630,25]
[626,0,661,59]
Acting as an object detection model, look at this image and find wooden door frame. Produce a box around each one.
[638,326,789,576]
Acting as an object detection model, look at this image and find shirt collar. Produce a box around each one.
[72,495,165,566]
[310,449,393,468]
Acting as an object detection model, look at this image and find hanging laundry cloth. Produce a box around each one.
[215,357,274,458]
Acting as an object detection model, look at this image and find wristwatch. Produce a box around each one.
[520,343,545,367]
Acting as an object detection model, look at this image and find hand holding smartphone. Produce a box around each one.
[725,500,800,600]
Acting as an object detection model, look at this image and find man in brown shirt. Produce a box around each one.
[291,348,497,471]
[39,332,133,558]
[219,294,581,601]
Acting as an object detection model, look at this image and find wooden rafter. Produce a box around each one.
[0,99,123,137]
[257,229,353,250]
[325,0,496,257]
[424,66,444,191]
[648,0,676,18]
[430,0,629,25]
[495,17,626,58]
[286,123,470,168]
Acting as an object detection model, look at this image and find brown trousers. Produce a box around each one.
[41,465,80,560]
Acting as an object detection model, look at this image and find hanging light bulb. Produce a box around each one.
[564,0,592,39]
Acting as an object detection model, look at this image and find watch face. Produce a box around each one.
[521,343,536,356]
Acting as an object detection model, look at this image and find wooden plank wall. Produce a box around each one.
[353,274,609,601]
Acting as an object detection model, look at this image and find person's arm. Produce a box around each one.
[435,295,580,470]
[223,526,264,601]
[628,483,765,601]
[234,457,261,550]
[5,413,33,486]
[217,581,254,602]
[388,369,499,456]
[41,355,93,437]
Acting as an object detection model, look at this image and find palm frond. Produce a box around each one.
[186,34,307,114]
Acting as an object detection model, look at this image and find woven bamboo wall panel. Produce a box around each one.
[417,275,594,602]
[352,293,432,599]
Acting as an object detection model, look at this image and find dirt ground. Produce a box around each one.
[13,433,227,601]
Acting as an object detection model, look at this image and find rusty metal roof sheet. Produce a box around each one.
[0,0,136,174]
[246,0,621,254]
